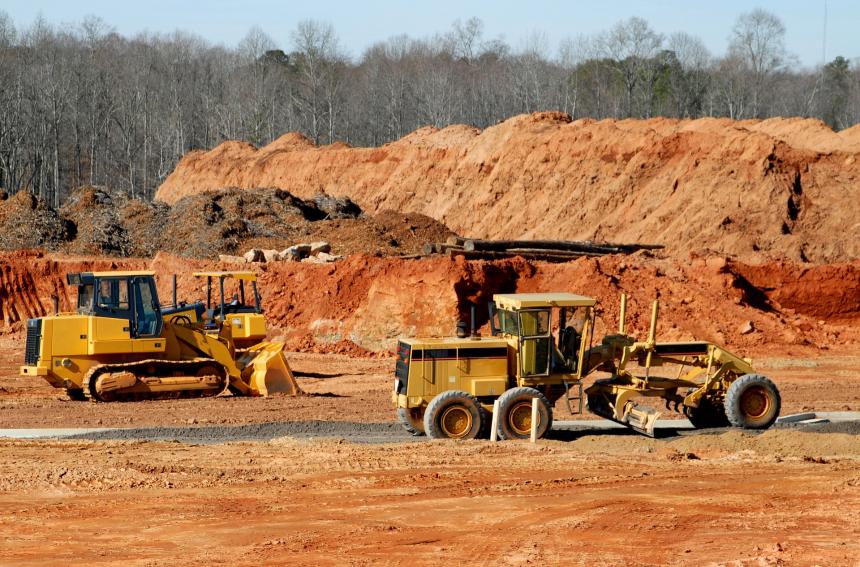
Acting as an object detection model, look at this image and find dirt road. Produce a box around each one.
[2,334,859,564]
[2,429,860,566]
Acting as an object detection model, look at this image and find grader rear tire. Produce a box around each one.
[725,374,781,429]
[496,387,552,440]
[397,407,426,436]
[423,390,485,440]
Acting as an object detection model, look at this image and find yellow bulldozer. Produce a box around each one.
[393,292,780,439]
[20,270,302,401]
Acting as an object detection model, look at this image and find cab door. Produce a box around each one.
[89,277,134,355]
[518,309,551,377]
[130,277,166,353]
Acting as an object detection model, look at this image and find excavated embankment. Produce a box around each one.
[2,251,857,354]
[156,113,860,263]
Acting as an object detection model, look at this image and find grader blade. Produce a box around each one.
[620,402,660,437]
[586,385,661,437]
[236,342,304,396]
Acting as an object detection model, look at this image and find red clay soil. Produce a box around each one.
[3,434,860,566]
[2,250,858,355]
[156,113,860,263]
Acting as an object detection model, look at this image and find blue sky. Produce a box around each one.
[2,0,856,67]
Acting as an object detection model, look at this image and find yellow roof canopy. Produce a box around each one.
[90,270,156,277]
[192,271,258,282]
[493,292,596,310]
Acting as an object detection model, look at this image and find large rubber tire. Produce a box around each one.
[397,407,425,436]
[725,374,781,429]
[423,390,485,440]
[684,389,730,429]
[496,387,553,440]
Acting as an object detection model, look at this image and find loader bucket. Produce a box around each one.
[237,342,304,396]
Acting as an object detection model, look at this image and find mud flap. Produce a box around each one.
[237,342,303,396]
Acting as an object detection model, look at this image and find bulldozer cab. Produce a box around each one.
[193,272,261,320]
[68,271,163,338]
[489,293,595,379]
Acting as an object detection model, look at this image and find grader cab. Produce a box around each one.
[393,292,780,440]
[20,270,302,401]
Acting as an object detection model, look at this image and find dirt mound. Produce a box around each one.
[163,188,334,258]
[160,188,450,258]
[0,191,71,250]
[59,186,170,257]
[157,113,860,263]
[0,186,452,260]
[3,251,857,354]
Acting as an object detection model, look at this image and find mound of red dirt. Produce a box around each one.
[157,113,860,263]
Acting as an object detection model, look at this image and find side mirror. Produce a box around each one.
[487,301,499,336]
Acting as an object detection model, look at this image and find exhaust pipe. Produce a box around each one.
[470,303,478,339]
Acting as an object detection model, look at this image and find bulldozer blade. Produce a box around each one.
[236,342,304,397]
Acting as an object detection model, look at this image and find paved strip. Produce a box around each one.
[0,412,857,443]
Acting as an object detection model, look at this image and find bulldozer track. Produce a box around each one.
[82,359,229,402]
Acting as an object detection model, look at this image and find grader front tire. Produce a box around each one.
[423,390,485,440]
[725,374,781,429]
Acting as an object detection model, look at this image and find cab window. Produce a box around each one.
[97,279,130,311]
[498,309,519,336]
[132,278,160,337]
[77,284,94,311]
[519,310,550,337]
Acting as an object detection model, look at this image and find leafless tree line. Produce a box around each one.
[0,9,858,205]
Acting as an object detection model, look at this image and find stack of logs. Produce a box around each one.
[420,237,664,262]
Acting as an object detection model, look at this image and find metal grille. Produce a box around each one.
[24,318,42,365]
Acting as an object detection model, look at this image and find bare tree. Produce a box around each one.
[291,20,345,144]
[601,17,663,117]
[728,8,787,117]
[666,32,711,117]
[449,17,483,62]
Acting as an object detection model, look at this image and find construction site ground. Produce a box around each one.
[2,334,859,566]
[2,111,860,564]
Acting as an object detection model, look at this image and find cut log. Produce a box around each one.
[448,249,588,263]
[423,243,464,255]
[463,239,664,254]
[446,236,467,246]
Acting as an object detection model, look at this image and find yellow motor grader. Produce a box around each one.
[20,270,301,401]
[393,292,780,439]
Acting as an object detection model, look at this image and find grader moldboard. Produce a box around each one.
[20,270,302,401]
[393,292,781,440]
